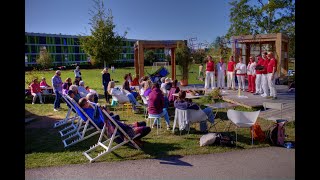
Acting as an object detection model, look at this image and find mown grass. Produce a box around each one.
[25,65,295,169]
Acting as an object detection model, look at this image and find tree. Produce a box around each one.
[144,50,157,64]
[175,41,192,81]
[226,0,295,57]
[36,46,53,69]
[79,0,127,67]
[191,49,206,64]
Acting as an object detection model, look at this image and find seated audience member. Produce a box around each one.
[143,80,153,98]
[139,76,149,96]
[85,85,99,103]
[164,77,173,91]
[108,81,139,112]
[73,76,81,86]
[40,77,51,94]
[78,97,150,146]
[69,85,82,102]
[168,79,180,105]
[148,83,171,130]
[123,74,138,98]
[29,78,43,104]
[78,81,89,97]
[160,77,167,90]
[62,77,72,95]
[174,91,215,132]
[40,77,51,88]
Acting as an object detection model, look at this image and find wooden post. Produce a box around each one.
[138,42,145,77]
[171,48,176,80]
[134,45,139,79]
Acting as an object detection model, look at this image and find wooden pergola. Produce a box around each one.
[134,40,186,80]
[231,33,289,77]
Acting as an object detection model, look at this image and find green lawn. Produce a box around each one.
[25,65,295,169]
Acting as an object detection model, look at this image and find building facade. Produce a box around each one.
[25,32,165,67]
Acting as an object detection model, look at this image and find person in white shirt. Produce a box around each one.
[216,58,226,89]
[77,81,89,97]
[235,57,246,91]
[74,66,82,80]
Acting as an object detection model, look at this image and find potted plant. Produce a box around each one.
[209,88,222,103]
[175,41,192,86]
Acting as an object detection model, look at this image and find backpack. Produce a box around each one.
[266,120,288,146]
[250,122,266,142]
[213,132,236,147]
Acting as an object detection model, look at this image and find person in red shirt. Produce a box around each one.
[227,55,236,90]
[204,55,216,90]
[266,52,277,99]
[260,52,270,98]
[29,78,43,104]
[253,55,264,95]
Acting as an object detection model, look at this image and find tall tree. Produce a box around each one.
[79,0,127,67]
[144,50,157,64]
[36,46,53,69]
[226,0,295,57]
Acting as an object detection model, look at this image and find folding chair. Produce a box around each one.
[83,108,141,163]
[62,95,107,148]
[227,109,260,145]
[111,95,133,117]
[53,92,79,129]
[54,94,82,137]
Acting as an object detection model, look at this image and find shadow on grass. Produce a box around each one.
[140,141,193,167]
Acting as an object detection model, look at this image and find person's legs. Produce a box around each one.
[221,73,225,89]
[236,75,241,90]
[251,75,256,93]
[230,72,235,89]
[54,90,61,109]
[241,76,245,91]
[247,75,252,92]
[255,74,262,94]
[267,73,277,98]
[204,71,210,89]
[227,71,231,89]
[202,107,215,124]
[133,126,151,139]
[261,74,269,97]
[161,108,170,127]
[31,93,38,104]
[210,72,216,89]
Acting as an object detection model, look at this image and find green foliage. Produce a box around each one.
[175,41,192,80]
[165,54,171,62]
[36,47,53,69]
[191,49,206,64]
[79,0,126,67]
[25,69,46,87]
[226,0,295,57]
[144,50,157,64]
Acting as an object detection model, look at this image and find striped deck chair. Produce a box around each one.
[54,93,81,137]
[62,95,107,148]
[83,108,141,163]
[53,92,79,129]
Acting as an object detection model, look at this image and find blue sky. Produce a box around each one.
[26,0,232,45]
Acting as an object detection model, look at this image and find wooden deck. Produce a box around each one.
[179,84,295,122]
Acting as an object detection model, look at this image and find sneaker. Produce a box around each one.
[166,125,171,130]
[53,108,59,112]
[32,102,35,104]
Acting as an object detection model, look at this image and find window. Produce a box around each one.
[75,54,80,61]
[74,38,79,45]
[25,45,29,53]
[75,46,79,53]
[55,37,61,45]
[39,36,46,44]
[55,55,62,62]
[56,46,61,53]
[63,38,67,45]
[29,36,35,44]
[31,45,36,53]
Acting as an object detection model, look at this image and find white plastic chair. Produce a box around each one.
[227,109,260,145]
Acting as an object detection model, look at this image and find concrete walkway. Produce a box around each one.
[25,147,295,180]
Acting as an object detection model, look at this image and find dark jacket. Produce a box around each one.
[174,99,200,110]
[148,87,164,114]
[102,73,111,86]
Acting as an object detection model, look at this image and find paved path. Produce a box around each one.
[25,147,295,180]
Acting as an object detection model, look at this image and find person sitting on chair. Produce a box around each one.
[68,85,82,102]
[122,74,138,98]
[168,79,180,105]
[148,82,171,130]
[174,90,215,132]
[78,97,150,146]
[29,78,43,104]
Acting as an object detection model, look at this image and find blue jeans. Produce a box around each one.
[54,90,62,109]
[127,93,137,105]
[200,107,215,131]
[149,108,170,126]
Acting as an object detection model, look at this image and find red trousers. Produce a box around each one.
[248,75,256,92]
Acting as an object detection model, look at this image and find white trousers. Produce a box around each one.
[267,73,277,97]
[205,71,216,89]
[255,74,263,94]
[261,74,269,97]
[236,75,245,90]
[31,92,43,103]
[227,71,235,89]
[217,72,225,88]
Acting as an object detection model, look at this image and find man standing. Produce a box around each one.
[52,70,63,111]
[74,66,82,80]
[266,52,277,99]
[227,55,236,90]
[216,58,226,89]
[260,52,269,98]
[253,55,264,95]
[204,55,216,90]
